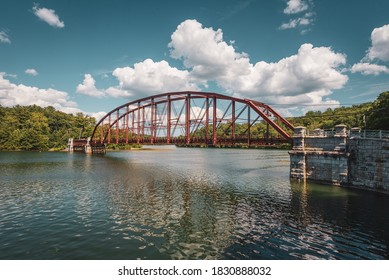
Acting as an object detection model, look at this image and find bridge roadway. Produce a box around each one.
[84,91,294,153]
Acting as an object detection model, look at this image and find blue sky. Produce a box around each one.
[1,0,388,118]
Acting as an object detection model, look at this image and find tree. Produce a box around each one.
[0,105,96,151]
[367,91,389,130]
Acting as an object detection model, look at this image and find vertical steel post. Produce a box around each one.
[213,96,217,145]
[116,110,119,144]
[108,114,111,144]
[266,109,269,143]
[154,103,157,141]
[142,106,145,143]
[100,119,104,143]
[150,98,154,144]
[131,111,135,143]
[185,93,191,144]
[205,97,209,144]
[167,95,171,144]
[125,106,129,144]
[232,100,235,144]
[247,107,251,146]
[137,102,141,144]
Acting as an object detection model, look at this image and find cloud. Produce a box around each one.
[25,68,38,76]
[279,14,313,30]
[0,72,79,114]
[280,1,315,33]
[169,19,250,82]
[350,63,389,75]
[33,5,65,28]
[87,111,107,122]
[82,19,345,114]
[0,30,11,44]
[283,0,309,14]
[76,74,105,98]
[168,20,347,107]
[365,24,389,62]
[105,87,132,98]
[350,24,389,76]
[109,59,199,97]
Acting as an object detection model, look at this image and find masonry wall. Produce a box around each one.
[289,126,389,193]
[304,151,348,186]
[348,138,389,192]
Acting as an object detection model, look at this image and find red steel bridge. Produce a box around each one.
[89,91,294,150]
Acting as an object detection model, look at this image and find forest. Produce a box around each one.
[0,105,96,151]
[0,91,388,151]
[289,91,389,131]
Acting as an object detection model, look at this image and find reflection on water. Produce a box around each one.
[0,149,388,259]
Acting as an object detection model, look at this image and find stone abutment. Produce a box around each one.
[289,125,389,193]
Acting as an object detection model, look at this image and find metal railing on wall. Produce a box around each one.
[304,129,389,139]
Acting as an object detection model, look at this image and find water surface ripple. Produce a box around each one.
[0,149,388,259]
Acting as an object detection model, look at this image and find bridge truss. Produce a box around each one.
[90,91,294,146]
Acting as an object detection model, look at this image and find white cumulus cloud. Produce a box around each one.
[33,5,65,28]
[109,58,199,97]
[0,30,11,44]
[283,0,309,14]
[87,111,107,123]
[366,24,389,62]
[0,72,79,114]
[25,68,38,76]
[350,63,389,75]
[350,24,389,76]
[168,20,347,107]
[83,19,346,113]
[76,74,105,98]
[169,19,250,83]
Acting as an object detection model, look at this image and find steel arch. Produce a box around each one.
[90,91,294,146]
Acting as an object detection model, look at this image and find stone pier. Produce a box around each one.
[289,125,389,193]
[68,137,106,154]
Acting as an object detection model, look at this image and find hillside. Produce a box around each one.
[289,91,389,131]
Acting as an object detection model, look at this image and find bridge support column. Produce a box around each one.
[289,125,349,186]
[289,126,307,182]
[85,137,92,154]
[68,138,74,152]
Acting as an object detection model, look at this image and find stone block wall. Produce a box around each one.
[304,151,348,186]
[348,138,389,192]
[289,125,389,193]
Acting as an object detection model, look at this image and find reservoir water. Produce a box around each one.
[0,148,388,259]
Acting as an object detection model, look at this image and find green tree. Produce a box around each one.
[367,91,389,130]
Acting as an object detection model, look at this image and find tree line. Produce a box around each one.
[0,105,96,151]
[288,91,389,130]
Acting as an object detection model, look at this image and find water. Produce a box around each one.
[0,148,388,260]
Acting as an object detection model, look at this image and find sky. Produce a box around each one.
[1,0,389,119]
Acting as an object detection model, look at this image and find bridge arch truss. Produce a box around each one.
[90,91,294,146]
